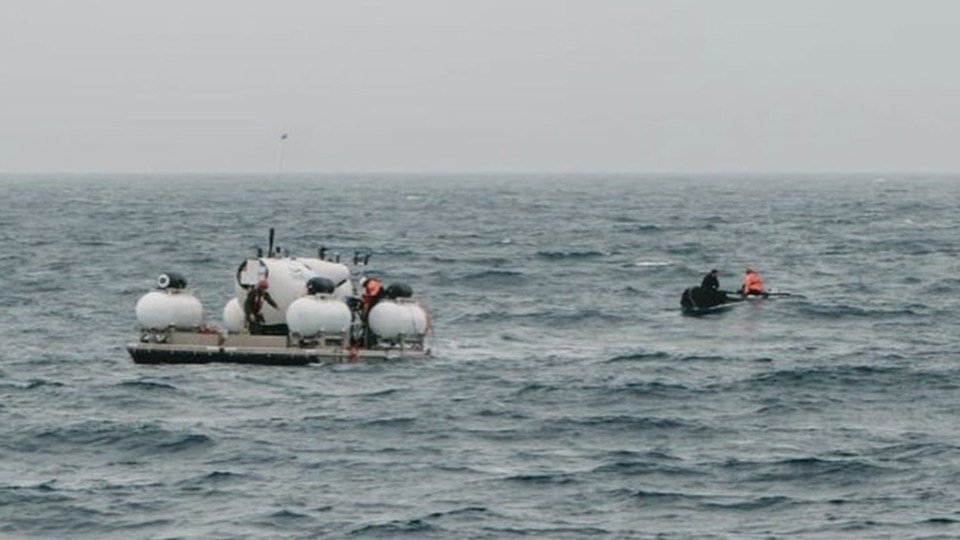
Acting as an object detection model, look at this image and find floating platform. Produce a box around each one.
[129,230,433,366]
[127,330,429,366]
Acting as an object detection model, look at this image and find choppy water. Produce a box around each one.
[2,173,960,539]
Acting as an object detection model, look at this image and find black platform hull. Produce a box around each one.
[127,331,429,366]
[128,345,313,366]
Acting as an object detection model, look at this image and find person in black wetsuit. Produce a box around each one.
[698,268,726,306]
[244,279,279,335]
[681,269,730,310]
[701,268,720,291]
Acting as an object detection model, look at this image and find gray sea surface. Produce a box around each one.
[1,173,959,539]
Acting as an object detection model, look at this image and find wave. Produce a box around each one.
[457,270,528,287]
[622,488,694,505]
[605,351,672,363]
[484,525,613,537]
[115,379,179,391]
[702,495,796,511]
[664,242,706,255]
[9,421,215,455]
[744,365,891,387]
[8,277,66,293]
[795,303,924,319]
[0,482,73,510]
[592,461,685,476]
[421,506,490,520]
[591,451,689,476]
[348,518,436,536]
[513,382,563,396]
[677,354,739,363]
[336,387,402,398]
[599,448,680,462]
[449,308,626,326]
[603,380,699,400]
[870,441,960,462]
[74,239,115,247]
[921,278,960,295]
[539,309,626,326]
[1,378,64,390]
[918,517,960,525]
[502,472,580,485]
[264,509,316,522]
[180,253,221,265]
[740,364,960,392]
[536,250,607,260]
[474,408,530,420]
[428,255,511,265]
[543,414,704,433]
[176,470,251,488]
[0,496,114,537]
[611,222,665,234]
[722,456,894,484]
[359,417,418,429]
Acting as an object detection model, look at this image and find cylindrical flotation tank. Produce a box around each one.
[286,295,352,337]
[368,299,429,340]
[136,290,203,330]
[222,297,245,333]
[234,257,354,325]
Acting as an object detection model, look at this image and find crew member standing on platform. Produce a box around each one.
[244,279,278,334]
[359,276,385,319]
[358,276,386,346]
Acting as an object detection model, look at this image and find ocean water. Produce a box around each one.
[1,173,959,539]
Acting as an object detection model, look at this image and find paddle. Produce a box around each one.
[720,289,804,299]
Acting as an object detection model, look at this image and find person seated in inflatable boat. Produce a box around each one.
[740,267,767,296]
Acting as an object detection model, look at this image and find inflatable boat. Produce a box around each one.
[680,286,743,315]
[680,286,796,315]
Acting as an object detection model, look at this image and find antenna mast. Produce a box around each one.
[275,133,289,182]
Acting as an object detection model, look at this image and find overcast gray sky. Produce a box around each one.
[2,1,959,173]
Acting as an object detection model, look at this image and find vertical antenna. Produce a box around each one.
[276,133,289,182]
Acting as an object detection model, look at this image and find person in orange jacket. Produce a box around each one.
[359,276,385,319]
[357,276,387,347]
[741,267,766,296]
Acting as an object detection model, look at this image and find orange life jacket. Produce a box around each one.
[361,279,383,314]
[742,272,765,294]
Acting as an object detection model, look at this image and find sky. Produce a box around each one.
[2,0,960,174]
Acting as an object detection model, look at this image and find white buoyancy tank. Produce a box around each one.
[136,290,203,330]
[368,299,429,340]
[222,297,245,333]
[234,257,354,326]
[286,295,352,337]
